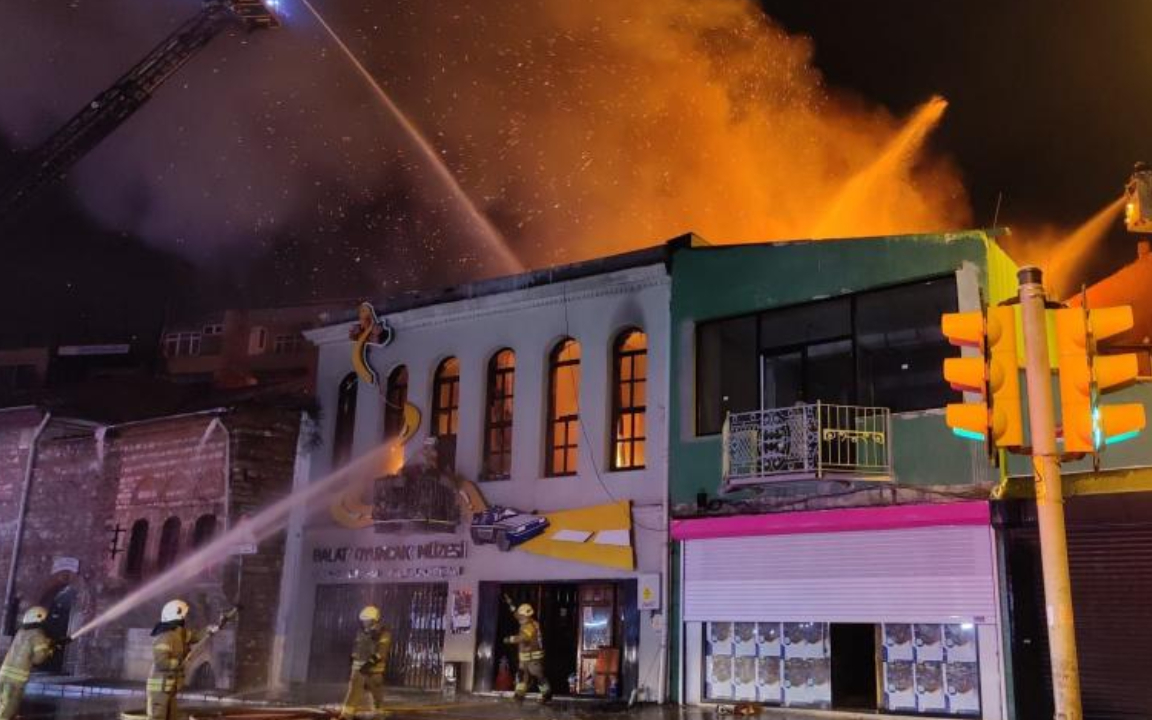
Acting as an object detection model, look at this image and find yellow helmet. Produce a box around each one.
[515,604,534,618]
[161,600,190,623]
[23,606,48,625]
[359,605,381,623]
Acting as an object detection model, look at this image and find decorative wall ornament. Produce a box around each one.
[350,302,393,385]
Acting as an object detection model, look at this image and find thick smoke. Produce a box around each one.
[0,0,972,282]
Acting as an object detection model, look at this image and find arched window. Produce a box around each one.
[431,358,460,470]
[383,365,409,440]
[157,517,182,571]
[333,372,358,467]
[546,338,581,476]
[125,519,149,579]
[611,329,647,470]
[192,514,217,549]
[482,350,515,480]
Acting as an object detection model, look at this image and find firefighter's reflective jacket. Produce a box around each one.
[148,626,201,693]
[350,627,392,674]
[506,620,544,662]
[0,627,53,684]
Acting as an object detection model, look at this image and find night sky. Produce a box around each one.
[2,0,1149,347]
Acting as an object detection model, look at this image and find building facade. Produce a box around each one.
[666,231,1017,717]
[279,247,673,700]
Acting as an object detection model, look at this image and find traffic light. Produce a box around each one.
[1054,305,1146,453]
[942,305,1024,447]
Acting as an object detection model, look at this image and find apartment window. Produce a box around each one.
[333,372,358,467]
[125,519,149,579]
[383,365,409,440]
[482,349,515,480]
[273,333,305,354]
[202,324,224,336]
[157,517,181,571]
[248,327,268,355]
[546,338,581,476]
[431,358,460,471]
[192,514,217,549]
[695,276,959,435]
[163,332,201,358]
[611,329,647,470]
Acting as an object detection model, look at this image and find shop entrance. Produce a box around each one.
[829,623,876,710]
[475,580,637,698]
[308,582,447,688]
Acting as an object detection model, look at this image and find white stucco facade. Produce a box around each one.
[278,259,671,699]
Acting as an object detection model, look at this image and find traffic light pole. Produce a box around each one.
[1017,266,1082,720]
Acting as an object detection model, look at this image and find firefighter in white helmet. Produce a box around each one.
[147,600,237,720]
[0,607,65,720]
[502,596,550,703]
[340,605,393,719]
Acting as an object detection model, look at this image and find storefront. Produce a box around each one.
[673,501,1005,718]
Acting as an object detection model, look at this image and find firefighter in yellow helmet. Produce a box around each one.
[0,607,63,720]
[340,605,393,719]
[503,596,550,703]
[147,600,236,720]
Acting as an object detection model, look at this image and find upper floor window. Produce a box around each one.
[611,330,647,470]
[273,333,306,354]
[157,517,181,571]
[202,324,224,336]
[248,327,268,355]
[125,519,149,579]
[482,349,515,480]
[432,358,460,439]
[192,514,217,549]
[546,338,581,477]
[695,276,959,435]
[163,332,201,358]
[383,365,409,440]
[333,372,358,467]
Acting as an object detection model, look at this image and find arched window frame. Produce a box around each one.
[333,372,358,467]
[383,365,409,440]
[610,328,647,471]
[125,519,149,579]
[545,338,581,477]
[157,517,182,571]
[482,349,516,480]
[192,514,218,549]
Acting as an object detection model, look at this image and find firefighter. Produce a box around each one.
[502,596,550,703]
[147,600,236,720]
[0,607,62,720]
[340,605,392,719]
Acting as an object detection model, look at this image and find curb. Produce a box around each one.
[24,682,296,706]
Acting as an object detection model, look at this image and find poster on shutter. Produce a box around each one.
[756,622,781,656]
[944,624,977,662]
[708,621,734,655]
[707,655,733,700]
[945,662,981,715]
[782,658,830,708]
[914,624,944,661]
[782,622,826,659]
[450,589,472,633]
[882,660,916,711]
[756,656,781,704]
[733,622,757,656]
[733,656,757,700]
[915,660,946,712]
[882,623,914,661]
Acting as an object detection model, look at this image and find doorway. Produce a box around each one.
[830,623,877,710]
[493,583,580,696]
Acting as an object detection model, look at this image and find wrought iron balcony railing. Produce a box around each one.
[722,402,893,490]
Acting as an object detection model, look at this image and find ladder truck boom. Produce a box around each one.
[0,0,277,225]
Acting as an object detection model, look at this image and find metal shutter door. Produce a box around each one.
[683,525,997,623]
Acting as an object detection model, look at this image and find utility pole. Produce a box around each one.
[1017,266,1082,720]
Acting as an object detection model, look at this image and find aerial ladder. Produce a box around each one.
[0,0,278,225]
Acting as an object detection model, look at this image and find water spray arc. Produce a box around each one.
[297,0,523,276]
[71,444,392,639]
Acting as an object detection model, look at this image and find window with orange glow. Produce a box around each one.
[432,357,460,439]
[546,339,581,476]
[611,329,647,470]
[482,349,515,480]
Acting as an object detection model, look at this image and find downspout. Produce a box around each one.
[4,411,51,634]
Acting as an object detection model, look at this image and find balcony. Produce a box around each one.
[722,403,893,490]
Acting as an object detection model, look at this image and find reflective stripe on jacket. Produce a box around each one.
[149,627,200,689]
[510,620,544,662]
[0,628,52,685]
[350,628,392,674]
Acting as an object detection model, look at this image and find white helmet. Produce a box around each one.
[359,605,381,623]
[161,600,190,623]
[515,604,534,619]
[23,606,48,625]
